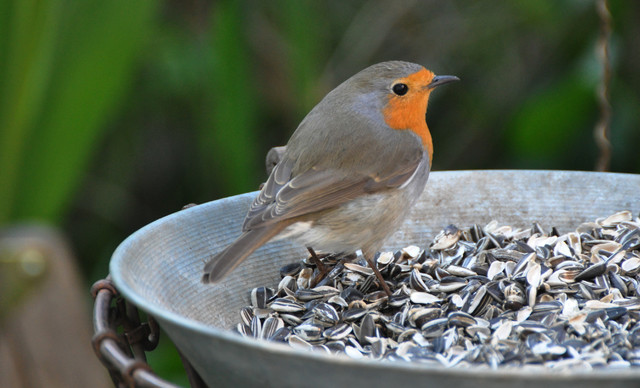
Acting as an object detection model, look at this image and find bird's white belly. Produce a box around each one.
[273,188,419,255]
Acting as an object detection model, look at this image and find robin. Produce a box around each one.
[203,61,458,295]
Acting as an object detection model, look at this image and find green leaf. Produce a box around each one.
[0,0,63,223]
[203,0,259,195]
[0,0,158,223]
[276,0,325,115]
[506,71,597,168]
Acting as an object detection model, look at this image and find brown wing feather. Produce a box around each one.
[243,151,427,230]
[243,158,294,231]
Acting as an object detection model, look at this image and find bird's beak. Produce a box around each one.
[426,75,460,89]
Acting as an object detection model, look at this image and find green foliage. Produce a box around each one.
[275,0,325,115]
[0,0,157,224]
[507,66,598,169]
[203,0,260,196]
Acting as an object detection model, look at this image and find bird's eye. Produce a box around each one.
[392,83,409,96]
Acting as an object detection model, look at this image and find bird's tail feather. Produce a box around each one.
[202,224,288,283]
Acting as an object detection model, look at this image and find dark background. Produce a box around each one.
[1,0,638,384]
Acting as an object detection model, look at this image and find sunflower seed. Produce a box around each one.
[269,298,305,313]
[233,210,640,370]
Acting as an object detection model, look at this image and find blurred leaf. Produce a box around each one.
[203,0,259,195]
[0,0,158,224]
[0,0,63,223]
[506,69,597,168]
[276,0,325,115]
[609,84,640,173]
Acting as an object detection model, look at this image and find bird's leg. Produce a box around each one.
[308,247,328,287]
[363,253,392,297]
[307,247,327,273]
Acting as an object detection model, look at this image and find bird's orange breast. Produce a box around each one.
[382,68,434,162]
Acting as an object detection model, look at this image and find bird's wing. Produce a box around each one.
[242,151,427,230]
[243,157,294,230]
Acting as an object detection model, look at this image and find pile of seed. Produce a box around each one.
[235,211,640,370]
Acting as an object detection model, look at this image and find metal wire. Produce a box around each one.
[594,0,612,172]
[91,277,207,388]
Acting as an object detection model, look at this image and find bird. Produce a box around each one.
[203,61,458,294]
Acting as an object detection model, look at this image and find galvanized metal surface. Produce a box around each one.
[110,170,640,388]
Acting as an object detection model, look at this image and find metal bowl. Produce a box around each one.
[110,170,640,388]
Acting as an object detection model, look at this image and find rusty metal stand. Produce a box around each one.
[91,277,207,388]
